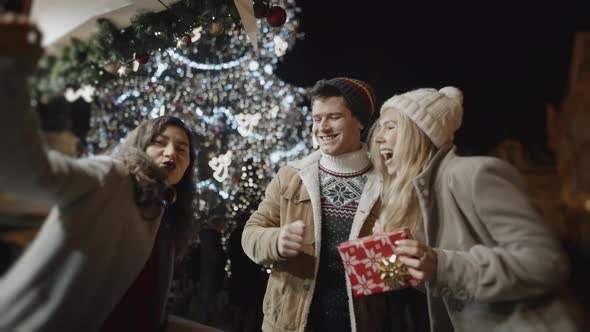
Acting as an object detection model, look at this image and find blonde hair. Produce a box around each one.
[369,109,437,234]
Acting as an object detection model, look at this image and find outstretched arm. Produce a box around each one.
[0,16,105,207]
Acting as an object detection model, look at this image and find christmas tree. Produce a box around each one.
[85,0,311,237]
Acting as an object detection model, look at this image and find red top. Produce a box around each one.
[100,246,158,332]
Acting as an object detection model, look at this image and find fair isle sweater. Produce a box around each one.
[307,148,371,332]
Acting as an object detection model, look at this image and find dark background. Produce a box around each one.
[277,1,590,153]
[3,0,589,153]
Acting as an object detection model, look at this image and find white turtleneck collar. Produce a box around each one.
[319,144,371,174]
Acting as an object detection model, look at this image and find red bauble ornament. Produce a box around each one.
[253,0,268,18]
[266,6,287,27]
[135,54,150,64]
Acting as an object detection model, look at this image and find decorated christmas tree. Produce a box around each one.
[82,0,311,237]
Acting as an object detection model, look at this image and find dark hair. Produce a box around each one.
[309,79,352,108]
[309,78,376,140]
[118,115,196,257]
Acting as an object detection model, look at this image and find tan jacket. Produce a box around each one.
[0,57,175,331]
[242,151,386,332]
[412,145,576,332]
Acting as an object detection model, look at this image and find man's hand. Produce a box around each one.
[277,220,305,258]
[0,14,41,57]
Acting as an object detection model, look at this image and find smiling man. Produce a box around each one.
[242,78,387,332]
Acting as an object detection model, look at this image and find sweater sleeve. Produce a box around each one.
[432,158,569,303]
[0,55,103,208]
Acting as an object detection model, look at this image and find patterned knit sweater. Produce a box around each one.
[307,147,371,332]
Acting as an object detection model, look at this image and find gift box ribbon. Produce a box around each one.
[378,254,409,289]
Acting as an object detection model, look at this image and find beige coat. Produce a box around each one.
[414,145,576,332]
[242,151,387,332]
[0,57,174,331]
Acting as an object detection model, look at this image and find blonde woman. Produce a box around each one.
[370,87,577,331]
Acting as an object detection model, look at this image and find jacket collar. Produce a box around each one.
[413,143,455,246]
[288,144,371,171]
[414,143,455,189]
[349,166,382,239]
[288,150,322,170]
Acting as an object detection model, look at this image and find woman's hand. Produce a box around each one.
[395,239,438,282]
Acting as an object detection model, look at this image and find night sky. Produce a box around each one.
[4,1,589,154]
[276,1,590,153]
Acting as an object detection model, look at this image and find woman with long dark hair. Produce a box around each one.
[0,16,219,332]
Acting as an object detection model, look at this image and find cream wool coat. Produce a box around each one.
[409,144,577,332]
[0,57,175,331]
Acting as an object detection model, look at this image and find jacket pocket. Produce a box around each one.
[280,186,311,220]
[281,184,311,205]
[264,271,304,331]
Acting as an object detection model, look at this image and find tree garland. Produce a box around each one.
[31,0,284,103]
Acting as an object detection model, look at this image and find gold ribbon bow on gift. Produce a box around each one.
[378,254,409,289]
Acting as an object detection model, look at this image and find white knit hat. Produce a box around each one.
[381,86,464,148]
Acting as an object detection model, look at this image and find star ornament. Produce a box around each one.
[378,254,409,289]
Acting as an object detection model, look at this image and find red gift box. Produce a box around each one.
[337,227,422,297]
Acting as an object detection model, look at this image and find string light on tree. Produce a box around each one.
[253,0,269,18]
[270,105,280,118]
